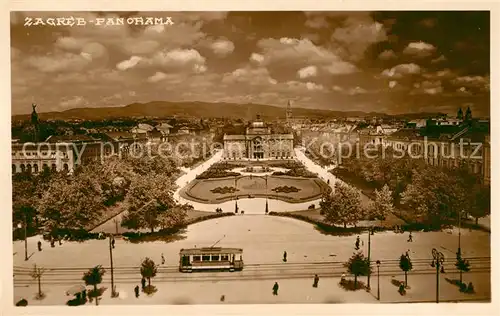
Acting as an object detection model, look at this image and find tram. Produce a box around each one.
[179,247,244,272]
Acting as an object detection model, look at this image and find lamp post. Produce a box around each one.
[457,210,462,257]
[109,235,116,298]
[430,248,445,303]
[376,260,381,301]
[367,227,373,290]
[265,175,269,214]
[17,213,28,261]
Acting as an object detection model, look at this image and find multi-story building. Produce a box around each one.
[383,124,489,182]
[223,115,294,160]
[12,141,75,174]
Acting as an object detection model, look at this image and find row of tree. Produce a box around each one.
[322,147,490,227]
[12,144,196,237]
[345,249,471,290]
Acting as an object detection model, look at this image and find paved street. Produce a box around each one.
[14,215,490,305]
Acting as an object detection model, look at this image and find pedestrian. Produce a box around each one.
[50,239,55,248]
[82,289,87,302]
[141,277,146,289]
[313,274,319,288]
[37,241,42,252]
[283,251,287,262]
[407,232,413,242]
[272,282,279,295]
[341,272,346,283]
[111,237,115,249]
[58,238,62,245]
[161,253,165,265]
[134,285,140,298]
[355,236,360,250]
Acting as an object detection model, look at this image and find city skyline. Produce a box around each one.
[11,11,490,117]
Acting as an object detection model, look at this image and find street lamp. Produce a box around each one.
[109,235,116,298]
[17,214,28,261]
[430,248,445,303]
[367,227,373,290]
[376,260,381,301]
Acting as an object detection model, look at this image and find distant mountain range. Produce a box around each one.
[11,101,445,121]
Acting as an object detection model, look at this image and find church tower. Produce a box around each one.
[457,107,463,120]
[31,103,40,142]
[286,100,292,124]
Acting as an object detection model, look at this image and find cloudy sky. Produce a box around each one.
[11,11,490,116]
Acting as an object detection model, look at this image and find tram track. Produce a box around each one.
[13,257,490,286]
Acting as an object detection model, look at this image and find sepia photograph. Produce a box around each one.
[8,6,493,311]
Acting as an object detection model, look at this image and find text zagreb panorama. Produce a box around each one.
[24,16,175,27]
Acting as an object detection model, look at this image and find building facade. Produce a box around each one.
[223,116,294,160]
[12,142,75,174]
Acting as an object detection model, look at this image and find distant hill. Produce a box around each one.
[11,101,444,121]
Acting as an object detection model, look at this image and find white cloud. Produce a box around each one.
[451,75,489,91]
[411,80,443,95]
[431,55,447,63]
[60,96,86,108]
[347,87,368,95]
[147,72,168,83]
[223,66,277,86]
[152,49,205,67]
[250,53,265,64]
[403,41,436,57]
[256,38,357,74]
[331,16,387,60]
[381,63,421,78]
[116,56,143,71]
[297,65,318,79]
[211,39,235,57]
[55,37,86,51]
[285,81,324,91]
[389,81,397,89]
[123,40,160,55]
[27,53,91,73]
[378,49,397,60]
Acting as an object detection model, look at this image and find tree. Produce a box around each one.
[37,171,104,233]
[320,182,364,228]
[121,173,180,232]
[455,252,471,285]
[468,184,490,225]
[82,265,106,306]
[399,253,413,288]
[369,184,393,224]
[30,264,46,299]
[400,167,458,228]
[344,252,371,289]
[140,257,158,288]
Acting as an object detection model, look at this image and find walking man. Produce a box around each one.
[111,237,115,249]
[313,274,319,288]
[37,241,42,252]
[407,232,413,242]
[272,282,279,295]
[134,285,140,298]
[355,236,360,250]
[161,253,165,265]
[141,277,146,290]
[283,251,287,262]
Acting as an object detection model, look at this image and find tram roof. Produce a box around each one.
[179,247,243,255]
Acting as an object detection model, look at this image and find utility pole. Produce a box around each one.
[431,248,445,303]
[23,212,28,261]
[109,236,115,298]
[367,228,372,290]
[458,210,462,256]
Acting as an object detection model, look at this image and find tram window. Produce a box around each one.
[211,255,220,261]
[221,255,229,261]
[193,256,201,262]
[202,255,211,261]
